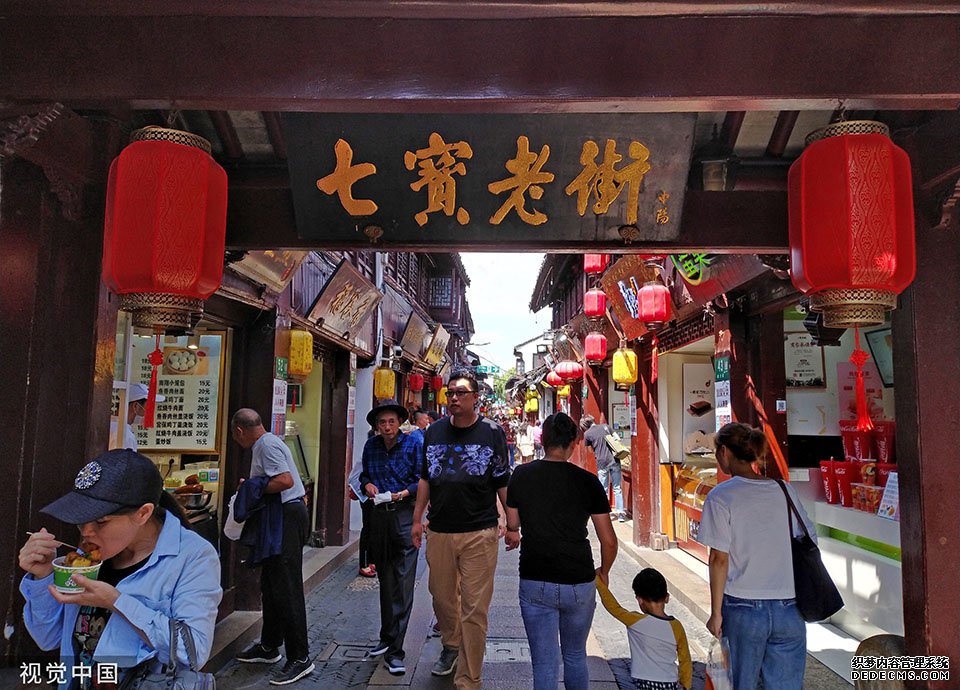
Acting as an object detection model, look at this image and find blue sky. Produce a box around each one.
[460,253,552,373]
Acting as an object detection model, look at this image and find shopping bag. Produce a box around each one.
[120,619,216,690]
[604,432,631,461]
[705,637,732,690]
[776,480,844,622]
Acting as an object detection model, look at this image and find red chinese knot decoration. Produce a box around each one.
[555,360,583,381]
[409,373,425,392]
[584,288,607,318]
[102,127,228,427]
[545,370,564,387]
[583,254,610,274]
[585,332,607,363]
[788,120,915,328]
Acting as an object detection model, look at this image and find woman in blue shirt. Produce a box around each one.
[18,449,222,689]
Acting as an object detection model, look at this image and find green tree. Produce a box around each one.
[493,367,516,403]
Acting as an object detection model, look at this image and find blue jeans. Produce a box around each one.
[519,579,596,690]
[597,463,624,514]
[721,594,806,690]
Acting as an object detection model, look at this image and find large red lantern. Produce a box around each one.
[638,282,671,328]
[409,373,425,392]
[103,127,228,330]
[585,332,607,363]
[432,375,444,391]
[102,127,227,428]
[584,254,610,274]
[556,360,584,381]
[788,120,915,328]
[584,288,607,318]
[638,282,671,383]
[545,370,563,387]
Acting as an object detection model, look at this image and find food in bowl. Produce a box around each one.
[63,542,102,567]
[52,552,102,594]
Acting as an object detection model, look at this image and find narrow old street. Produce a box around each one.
[214,522,850,689]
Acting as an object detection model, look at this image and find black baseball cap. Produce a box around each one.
[41,449,164,524]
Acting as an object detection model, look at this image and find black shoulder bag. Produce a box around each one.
[775,479,844,622]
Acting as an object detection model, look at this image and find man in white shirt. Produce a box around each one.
[108,383,165,451]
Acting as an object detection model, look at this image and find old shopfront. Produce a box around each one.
[3,5,960,678]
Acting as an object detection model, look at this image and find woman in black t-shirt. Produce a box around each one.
[506,413,618,690]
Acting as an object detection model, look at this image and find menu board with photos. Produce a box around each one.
[129,333,225,451]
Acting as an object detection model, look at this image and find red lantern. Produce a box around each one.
[102,127,227,428]
[584,254,610,274]
[545,370,563,387]
[584,288,607,318]
[638,282,671,328]
[409,373,425,392]
[788,120,915,328]
[103,127,228,331]
[432,375,444,391]
[556,360,583,381]
[585,332,607,362]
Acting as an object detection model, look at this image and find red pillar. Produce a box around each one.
[892,194,960,689]
[631,342,659,547]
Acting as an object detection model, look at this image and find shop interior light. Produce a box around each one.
[187,334,201,350]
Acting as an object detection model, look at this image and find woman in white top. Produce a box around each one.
[698,423,815,690]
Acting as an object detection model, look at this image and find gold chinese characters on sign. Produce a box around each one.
[306,259,382,340]
[316,134,659,229]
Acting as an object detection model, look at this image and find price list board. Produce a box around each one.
[130,333,225,452]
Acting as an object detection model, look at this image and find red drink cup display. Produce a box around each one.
[819,460,839,504]
[877,463,897,487]
[833,461,855,507]
[839,419,875,460]
[873,421,896,464]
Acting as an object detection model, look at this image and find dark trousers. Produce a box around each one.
[261,499,310,661]
[374,504,418,661]
[359,498,374,568]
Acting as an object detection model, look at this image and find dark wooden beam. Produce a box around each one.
[6,1,960,19]
[207,110,243,159]
[262,111,287,160]
[765,110,800,157]
[226,186,789,252]
[720,111,746,150]
[3,15,959,111]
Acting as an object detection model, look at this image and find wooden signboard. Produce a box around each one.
[284,113,695,248]
[599,255,660,341]
[306,259,382,340]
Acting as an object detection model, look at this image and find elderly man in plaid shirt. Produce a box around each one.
[359,399,422,676]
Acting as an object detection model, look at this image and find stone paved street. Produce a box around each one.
[215,528,849,689]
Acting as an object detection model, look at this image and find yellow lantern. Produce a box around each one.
[524,398,539,413]
[525,388,538,401]
[437,387,448,406]
[557,385,571,398]
[612,345,638,388]
[288,330,313,378]
[374,367,396,400]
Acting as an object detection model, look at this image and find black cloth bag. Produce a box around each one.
[775,479,844,622]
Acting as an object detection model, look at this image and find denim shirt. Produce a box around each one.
[20,511,222,688]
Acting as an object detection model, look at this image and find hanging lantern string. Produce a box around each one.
[144,330,164,429]
[850,327,874,432]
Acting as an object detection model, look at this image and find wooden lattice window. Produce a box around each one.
[430,276,453,307]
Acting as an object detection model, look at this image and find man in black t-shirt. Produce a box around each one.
[412,369,510,689]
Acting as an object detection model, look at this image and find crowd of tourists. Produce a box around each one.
[18,362,809,690]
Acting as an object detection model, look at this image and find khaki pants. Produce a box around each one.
[426,527,500,690]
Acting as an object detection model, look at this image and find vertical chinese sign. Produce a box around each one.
[283,114,696,249]
[132,333,225,451]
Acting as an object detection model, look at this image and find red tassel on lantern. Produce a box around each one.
[650,333,659,384]
[143,332,163,428]
[850,328,875,432]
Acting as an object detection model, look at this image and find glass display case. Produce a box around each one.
[672,454,718,562]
